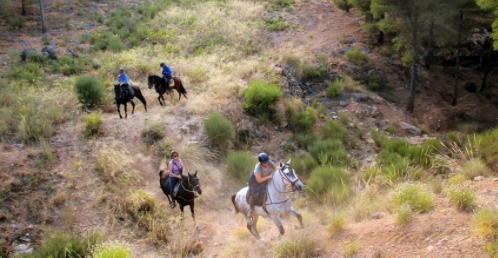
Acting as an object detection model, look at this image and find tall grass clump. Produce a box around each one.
[95,149,139,185]
[243,80,282,120]
[308,139,350,166]
[290,109,317,133]
[459,158,491,180]
[334,0,353,12]
[274,233,320,258]
[204,113,235,150]
[473,208,498,240]
[346,49,367,65]
[327,215,347,236]
[392,183,435,213]
[20,231,101,258]
[395,205,413,227]
[446,185,476,212]
[127,190,155,216]
[307,165,350,204]
[84,112,103,137]
[343,240,359,258]
[141,122,165,146]
[92,241,132,258]
[74,76,106,109]
[226,151,254,184]
[477,128,498,169]
[326,78,343,97]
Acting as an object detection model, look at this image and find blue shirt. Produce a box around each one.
[118,73,129,84]
[162,65,172,77]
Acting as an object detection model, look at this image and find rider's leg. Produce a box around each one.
[247,197,255,220]
[168,177,177,208]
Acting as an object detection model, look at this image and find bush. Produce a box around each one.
[186,66,207,84]
[141,122,165,146]
[74,76,106,109]
[446,131,461,145]
[395,206,413,227]
[328,215,347,236]
[243,80,282,118]
[84,112,103,137]
[473,208,498,240]
[459,158,491,180]
[204,113,234,150]
[226,151,254,183]
[290,110,316,133]
[346,49,367,65]
[339,112,349,126]
[478,128,498,169]
[334,0,353,12]
[307,165,350,204]
[274,234,320,258]
[266,18,289,31]
[95,149,139,184]
[20,231,101,258]
[290,155,317,178]
[127,190,155,216]
[92,241,132,258]
[447,186,476,211]
[392,183,435,213]
[308,140,350,166]
[484,239,498,258]
[326,78,343,97]
[322,120,348,144]
[293,132,319,149]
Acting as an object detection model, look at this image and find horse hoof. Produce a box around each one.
[257,239,265,247]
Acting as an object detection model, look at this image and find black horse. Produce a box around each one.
[147,75,187,106]
[114,84,147,119]
[159,170,201,219]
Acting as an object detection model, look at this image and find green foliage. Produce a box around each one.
[226,151,254,183]
[334,0,353,12]
[293,132,319,149]
[274,234,319,258]
[386,123,397,134]
[290,110,317,133]
[392,183,435,213]
[446,131,461,145]
[92,241,132,258]
[395,206,413,227]
[7,63,43,84]
[90,32,124,52]
[308,140,350,166]
[307,165,350,204]
[128,190,155,216]
[84,112,103,137]
[74,76,106,109]
[141,122,165,146]
[346,49,368,65]
[266,17,289,31]
[474,208,498,240]
[243,80,282,119]
[484,239,498,258]
[447,186,476,211]
[322,120,348,144]
[186,66,207,84]
[327,215,347,236]
[204,113,235,150]
[290,154,317,178]
[459,158,491,180]
[326,78,343,97]
[477,128,498,169]
[449,174,464,185]
[20,231,101,258]
[344,240,359,258]
[338,112,349,126]
[476,0,498,50]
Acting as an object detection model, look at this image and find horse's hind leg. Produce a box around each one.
[157,94,164,106]
[189,203,195,221]
[117,104,122,119]
[124,103,128,119]
[290,208,304,229]
[130,100,135,114]
[272,217,285,237]
[246,215,263,243]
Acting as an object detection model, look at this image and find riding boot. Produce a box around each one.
[170,197,176,209]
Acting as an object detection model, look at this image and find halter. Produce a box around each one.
[174,175,201,201]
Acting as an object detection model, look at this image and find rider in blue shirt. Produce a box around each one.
[160,62,173,92]
[118,68,133,102]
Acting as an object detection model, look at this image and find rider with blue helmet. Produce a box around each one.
[247,152,278,220]
[160,62,173,92]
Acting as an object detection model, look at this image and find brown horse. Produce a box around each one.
[147,75,187,106]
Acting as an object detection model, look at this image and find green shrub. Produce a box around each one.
[84,112,103,137]
[186,66,207,84]
[308,140,350,166]
[274,234,319,258]
[346,49,367,65]
[395,206,413,227]
[128,190,155,216]
[243,80,282,118]
[484,239,498,258]
[386,123,397,134]
[449,174,464,185]
[446,131,461,145]
[338,112,349,126]
[92,241,132,258]
[322,120,348,144]
[290,154,317,178]
[392,183,435,213]
[141,122,165,146]
[7,63,43,84]
[344,240,359,258]
[281,53,301,70]
[266,18,288,31]
[293,132,319,149]
[74,76,106,109]
[447,186,476,211]
[477,128,498,169]
[473,208,498,240]
[334,0,353,12]
[307,165,350,204]
[20,231,101,258]
[290,110,316,133]
[204,113,235,150]
[370,128,384,147]
[326,78,343,97]
[328,215,347,236]
[459,158,491,180]
[226,151,254,183]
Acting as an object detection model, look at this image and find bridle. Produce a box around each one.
[175,175,201,201]
[272,164,301,194]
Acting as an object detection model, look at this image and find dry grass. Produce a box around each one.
[458,158,492,180]
[95,148,141,185]
[167,219,203,256]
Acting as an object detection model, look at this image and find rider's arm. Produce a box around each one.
[254,171,272,183]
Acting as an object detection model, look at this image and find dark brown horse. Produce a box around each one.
[114,84,147,119]
[147,75,187,106]
[159,170,201,220]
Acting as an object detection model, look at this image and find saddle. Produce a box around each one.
[120,84,134,99]
[168,79,175,87]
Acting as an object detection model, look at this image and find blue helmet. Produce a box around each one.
[119,67,125,73]
[160,62,165,67]
[258,152,269,163]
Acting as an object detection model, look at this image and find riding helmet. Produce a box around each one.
[258,152,269,163]
[160,62,165,67]
[119,67,125,73]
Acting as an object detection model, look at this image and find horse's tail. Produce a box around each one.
[134,87,147,112]
[231,194,240,214]
[179,81,187,99]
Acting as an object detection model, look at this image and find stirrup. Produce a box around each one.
[170,202,176,209]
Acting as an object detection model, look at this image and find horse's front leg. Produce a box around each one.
[180,205,185,220]
[157,94,163,106]
[124,103,128,119]
[272,217,285,239]
[130,100,135,114]
[117,103,122,119]
[246,215,263,244]
[290,208,304,229]
[160,94,166,105]
[190,203,195,221]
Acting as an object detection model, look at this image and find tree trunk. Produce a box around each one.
[480,69,490,93]
[21,0,27,15]
[407,22,418,113]
[425,21,434,70]
[452,13,463,106]
[39,0,46,33]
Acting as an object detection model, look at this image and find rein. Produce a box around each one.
[263,165,301,206]
[174,176,200,201]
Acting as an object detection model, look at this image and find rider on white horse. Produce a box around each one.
[247,152,278,220]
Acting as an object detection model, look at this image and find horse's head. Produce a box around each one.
[187,171,202,196]
[279,159,304,192]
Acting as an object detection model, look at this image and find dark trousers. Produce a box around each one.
[162,76,172,87]
[168,176,179,197]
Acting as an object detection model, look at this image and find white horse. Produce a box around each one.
[231,159,304,245]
